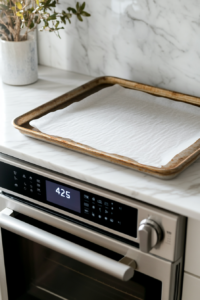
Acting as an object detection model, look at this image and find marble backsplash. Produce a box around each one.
[38,0,200,97]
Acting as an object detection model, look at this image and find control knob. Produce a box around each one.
[138,219,162,253]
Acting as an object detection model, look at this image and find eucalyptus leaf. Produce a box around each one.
[77,14,83,21]
[0,4,9,10]
[47,13,57,20]
[80,2,85,11]
[81,11,90,17]
[29,21,34,29]
[28,7,34,13]
[76,2,80,11]
[67,7,76,14]
[16,2,22,10]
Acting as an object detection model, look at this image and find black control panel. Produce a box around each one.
[0,161,138,238]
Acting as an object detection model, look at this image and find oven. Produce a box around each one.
[0,153,186,300]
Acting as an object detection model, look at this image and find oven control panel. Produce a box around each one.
[0,153,187,262]
[0,161,138,238]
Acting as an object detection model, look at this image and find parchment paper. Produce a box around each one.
[30,85,200,167]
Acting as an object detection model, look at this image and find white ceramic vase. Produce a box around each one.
[0,35,38,85]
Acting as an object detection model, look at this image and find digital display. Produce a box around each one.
[46,180,81,213]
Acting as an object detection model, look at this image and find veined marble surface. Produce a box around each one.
[0,66,200,220]
[38,0,200,97]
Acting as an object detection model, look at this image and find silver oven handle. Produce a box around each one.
[0,208,136,281]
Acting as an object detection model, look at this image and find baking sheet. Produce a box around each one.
[30,84,200,168]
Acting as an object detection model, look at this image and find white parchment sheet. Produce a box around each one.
[30,85,200,168]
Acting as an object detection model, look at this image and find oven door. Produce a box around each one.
[0,205,180,300]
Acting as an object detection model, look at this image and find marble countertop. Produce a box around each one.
[0,66,200,220]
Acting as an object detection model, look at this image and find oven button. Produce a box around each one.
[118,206,123,212]
[138,219,163,253]
[84,194,89,200]
[92,205,95,209]
[105,209,109,214]
[36,179,41,183]
[98,215,102,219]
[104,216,108,221]
[14,183,18,187]
[110,218,114,223]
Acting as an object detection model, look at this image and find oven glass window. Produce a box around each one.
[2,214,162,300]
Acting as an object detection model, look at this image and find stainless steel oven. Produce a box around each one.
[0,153,186,300]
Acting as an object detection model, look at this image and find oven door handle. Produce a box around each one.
[0,208,136,281]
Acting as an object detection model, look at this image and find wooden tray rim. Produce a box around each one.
[13,76,200,178]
